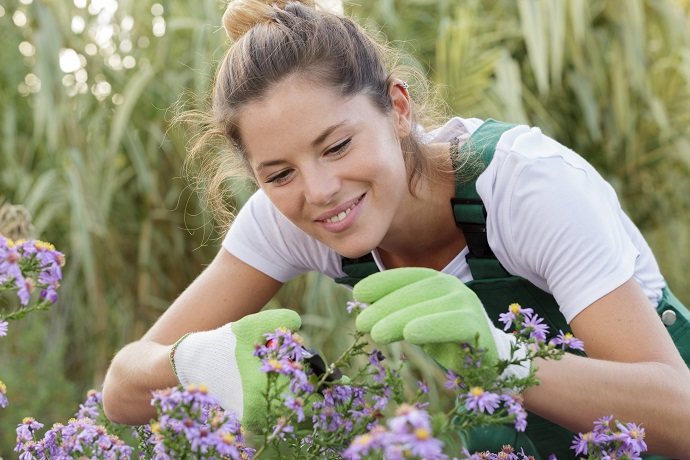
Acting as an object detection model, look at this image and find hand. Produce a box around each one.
[171,309,301,432]
[353,267,529,381]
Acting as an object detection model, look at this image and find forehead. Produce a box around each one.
[237,77,380,164]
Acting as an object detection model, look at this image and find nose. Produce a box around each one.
[303,165,340,207]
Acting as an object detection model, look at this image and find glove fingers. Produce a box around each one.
[404,310,498,366]
[368,291,472,344]
[356,273,467,333]
[233,309,302,344]
[353,267,438,303]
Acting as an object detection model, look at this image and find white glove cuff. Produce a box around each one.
[490,326,531,381]
[172,323,244,418]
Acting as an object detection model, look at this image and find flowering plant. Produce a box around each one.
[1,235,65,410]
[13,296,648,459]
[3,243,647,460]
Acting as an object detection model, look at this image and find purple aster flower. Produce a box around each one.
[0,320,8,337]
[0,242,23,281]
[260,328,309,362]
[151,387,183,413]
[271,417,295,441]
[16,417,43,443]
[463,387,501,414]
[183,383,220,410]
[17,277,36,305]
[570,430,604,456]
[521,314,549,342]
[284,395,306,422]
[313,405,344,432]
[388,404,432,434]
[498,303,534,331]
[368,349,388,383]
[0,380,8,408]
[459,447,485,460]
[407,427,447,459]
[616,421,647,454]
[259,357,292,374]
[501,393,528,432]
[550,331,585,352]
[592,414,613,433]
[333,384,354,403]
[444,369,462,391]
[75,403,99,420]
[38,260,62,285]
[418,380,429,393]
[346,300,368,314]
[342,426,387,460]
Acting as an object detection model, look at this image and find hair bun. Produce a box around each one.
[222,0,316,41]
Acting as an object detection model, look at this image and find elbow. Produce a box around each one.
[101,383,124,425]
[101,363,155,426]
[101,373,130,425]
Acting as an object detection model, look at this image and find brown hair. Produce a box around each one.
[182,0,446,231]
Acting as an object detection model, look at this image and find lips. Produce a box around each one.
[315,194,364,223]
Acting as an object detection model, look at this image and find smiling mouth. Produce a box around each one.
[321,195,363,224]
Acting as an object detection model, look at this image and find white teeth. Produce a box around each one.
[324,199,359,223]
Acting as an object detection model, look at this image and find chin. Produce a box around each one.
[331,240,378,260]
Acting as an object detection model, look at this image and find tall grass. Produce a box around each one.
[1,0,689,452]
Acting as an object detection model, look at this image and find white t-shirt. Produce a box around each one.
[223,117,665,323]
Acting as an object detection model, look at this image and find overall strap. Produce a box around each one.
[452,118,517,280]
[335,253,378,286]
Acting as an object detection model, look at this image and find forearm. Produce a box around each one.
[524,353,690,458]
[102,340,178,425]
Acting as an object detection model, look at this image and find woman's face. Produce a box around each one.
[238,76,413,258]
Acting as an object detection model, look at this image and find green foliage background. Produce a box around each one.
[1,0,689,453]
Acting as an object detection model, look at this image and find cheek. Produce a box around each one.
[261,186,302,220]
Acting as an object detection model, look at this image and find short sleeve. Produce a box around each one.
[500,156,639,322]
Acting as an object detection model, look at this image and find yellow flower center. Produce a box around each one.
[220,432,236,444]
[469,387,485,397]
[414,428,430,441]
[356,434,372,446]
[0,380,6,394]
[34,240,56,251]
[509,303,522,314]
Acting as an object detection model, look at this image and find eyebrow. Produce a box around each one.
[256,121,349,171]
[312,121,348,148]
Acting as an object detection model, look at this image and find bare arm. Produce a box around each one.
[102,248,283,425]
[523,277,690,458]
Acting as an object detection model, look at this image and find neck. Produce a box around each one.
[377,143,466,271]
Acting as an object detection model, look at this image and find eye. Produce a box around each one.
[265,169,293,185]
[325,138,351,157]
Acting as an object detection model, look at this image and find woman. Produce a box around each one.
[101,1,690,458]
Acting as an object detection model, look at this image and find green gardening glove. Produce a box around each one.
[171,309,302,432]
[354,268,529,381]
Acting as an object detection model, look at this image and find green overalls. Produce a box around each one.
[335,119,690,459]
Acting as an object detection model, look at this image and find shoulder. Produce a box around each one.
[479,123,611,207]
[476,123,645,320]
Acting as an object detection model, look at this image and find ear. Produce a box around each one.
[388,79,412,139]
